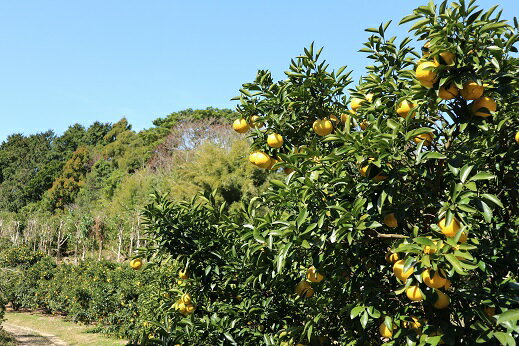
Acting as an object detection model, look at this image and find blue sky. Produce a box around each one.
[0,0,517,141]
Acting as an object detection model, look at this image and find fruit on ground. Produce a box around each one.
[471,96,497,117]
[306,266,324,283]
[267,133,284,148]
[396,100,415,118]
[249,151,272,169]
[433,290,450,309]
[179,269,189,280]
[460,81,484,100]
[379,321,394,338]
[393,260,414,281]
[130,258,142,270]
[422,269,447,289]
[312,119,333,136]
[438,84,459,100]
[438,217,460,237]
[295,280,314,298]
[385,252,399,264]
[413,132,434,146]
[435,52,455,65]
[415,61,439,88]
[232,118,250,133]
[406,286,423,301]
[249,115,264,128]
[384,213,398,228]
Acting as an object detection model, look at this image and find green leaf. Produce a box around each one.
[445,254,468,275]
[350,306,365,319]
[481,194,504,208]
[469,172,496,181]
[360,311,369,329]
[496,309,519,324]
[459,165,474,183]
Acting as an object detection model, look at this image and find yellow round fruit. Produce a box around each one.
[340,113,349,123]
[435,52,455,65]
[393,260,414,281]
[249,152,259,164]
[484,306,496,317]
[443,280,452,290]
[252,152,272,169]
[413,132,434,146]
[306,266,324,283]
[471,96,497,117]
[422,269,447,289]
[350,98,364,112]
[178,302,186,313]
[385,252,399,264]
[438,217,460,237]
[295,280,314,298]
[179,269,189,280]
[406,286,423,301]
[250,115,264,128]
[422,41,431,57]
[438,84,459,100]
[183,303,196,315]
[360,119,369,130]
[416,61,439,88]
[379,321,394,339]
[359,164,369,177]
[312,119,333,136]
[181,293,192,304]
[384,213,398,228]
[396,100,415,119]
[130,258,143,270]
[267,133,284,148]
[233,118,250,133]
[460,81,484,100]
[405,316,422,332]
[433,290,450,309]
[366,93,374,102]
[424,244,437,254]
[515,131,519,144]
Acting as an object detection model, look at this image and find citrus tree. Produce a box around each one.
[138,1,519,344]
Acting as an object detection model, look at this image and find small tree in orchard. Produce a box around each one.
[140,1,518,345]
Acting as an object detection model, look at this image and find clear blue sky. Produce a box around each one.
[0,0,516,141]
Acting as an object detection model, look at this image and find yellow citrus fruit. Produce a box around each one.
[459,232,468,243]
[424,243,437,254]
[181,293,192,304]
[267,133,284,148]
[350,98,364,112]
[435,52,455,65]
[359,164,369,177]
[422,269,447,289]
[252,152,272,169]
[129,258,142,270]
[515,131,519,144]
[385,252,399,264]
[232,118,250,133]
[438,84,459,100]
[384,213,398,228]
[471,96,497,117]
[406,286,423,301]
[396,100,415,119]
[249,152,259,164]
[306,266,324,283]
[340,113,349,123]
[460,81,484,100]
[405,316,422,332]
[178,302,186,313]
[360,119,369,130]
[183,303,196,315]
[250,115,264,128]
[179,270,189,280]
[416,61,439,88]
[312,118,333,136]
[366,93,374,102]
[295,281,314,298]
[267,158,279,170]
[433,290,450,309]
[422,41,431,56]
[413,132,434,146]
[393,260,414,281]
[379,321,394,338]
[443,280,452,290]
[438,217,460,237]
[484,306,496,317]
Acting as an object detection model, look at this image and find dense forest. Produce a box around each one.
[0,108,268,262]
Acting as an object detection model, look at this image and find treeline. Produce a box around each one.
[0,108,268,261]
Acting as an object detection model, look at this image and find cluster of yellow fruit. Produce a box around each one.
[379,316,423,339]
[232,115,264,133]
[415,47,498,117]
[294,266,324,298]
[129,258,143,270]
[172,293,196,316]
[177,269,189,285]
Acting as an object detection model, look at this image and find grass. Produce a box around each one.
[4,311,127,346]
[0,327,18,345]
